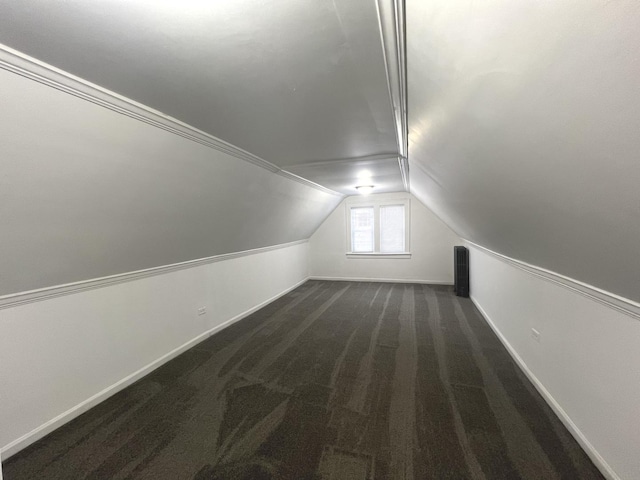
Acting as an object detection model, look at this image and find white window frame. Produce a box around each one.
[345,196,411,259]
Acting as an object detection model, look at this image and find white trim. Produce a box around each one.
[465,241,640,321]
[346,253,411,259]
[398,155,410,192]
[346,197,411,254]
[469,295,620,480]
[375,0,409,191]
[0,240,308,310]
[0,277,309,460]
[0,44,342,198]
[345,192,411,205]
[310,276,452,285]
[276,170,342,196]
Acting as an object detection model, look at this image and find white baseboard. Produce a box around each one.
[1,277,309,460]
[469,295,619,480]
[309,276,453,285]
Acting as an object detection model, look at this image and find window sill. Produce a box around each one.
[346,252,412,259]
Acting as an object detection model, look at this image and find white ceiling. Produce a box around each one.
[0,0,405,195]
[407,0,640,302]
[284,154,406,195]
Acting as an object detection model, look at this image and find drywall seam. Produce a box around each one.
[464,240,640,321]
[0,240,308,310]
[0,276,309,459]
[309,276,452,285]
[0,44,342,198]
[469,295,619,480]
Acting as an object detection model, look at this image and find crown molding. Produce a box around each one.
[276,170,344,196]
[376,0,409,191]
[0,44,343,197]
[398,155,410,191]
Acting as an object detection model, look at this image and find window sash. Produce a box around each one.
[379,204,405,253]
[347,200,409,254]
[350,206,375,253]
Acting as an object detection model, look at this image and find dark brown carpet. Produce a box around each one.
[4,281,603,479]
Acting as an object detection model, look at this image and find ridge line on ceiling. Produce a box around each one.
[465,240,640,321]
[375,0,409,192]
[0,44,343,198]
[0,239,309,310]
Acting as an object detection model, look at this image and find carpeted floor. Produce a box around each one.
[4,281,603,479]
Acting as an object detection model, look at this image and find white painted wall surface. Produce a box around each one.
[0,241,309,461]
[468,244,640,480]
[407,0,640,303]
[309,192,461,283]
[0,64,340,296]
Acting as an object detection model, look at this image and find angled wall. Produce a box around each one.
[407,0,640,303]
[0,48,339,465]
[0,59,341,297]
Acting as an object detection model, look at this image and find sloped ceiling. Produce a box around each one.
[2,1,638,302]
[0,65,341,295]
[407,0,640,302]
[0,0,405,195]
[0,0,409,295]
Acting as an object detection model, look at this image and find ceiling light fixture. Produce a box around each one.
[356,185,374,195]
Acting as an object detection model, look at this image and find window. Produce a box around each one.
[350,207,374,252]
[380,205,405,253]
[346,197,410,258]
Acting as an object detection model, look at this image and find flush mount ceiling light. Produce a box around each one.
[355,185,374,195]
[357,169,372,180]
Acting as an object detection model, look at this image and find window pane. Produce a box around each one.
[380,205,405,253]
[351,207,374,252]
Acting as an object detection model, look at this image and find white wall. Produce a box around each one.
[309,192,461,283]
[468,244,640,480]
[0,241,309,464]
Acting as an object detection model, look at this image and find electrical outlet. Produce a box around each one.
[198,307,207,316]
[531,328,541,343]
